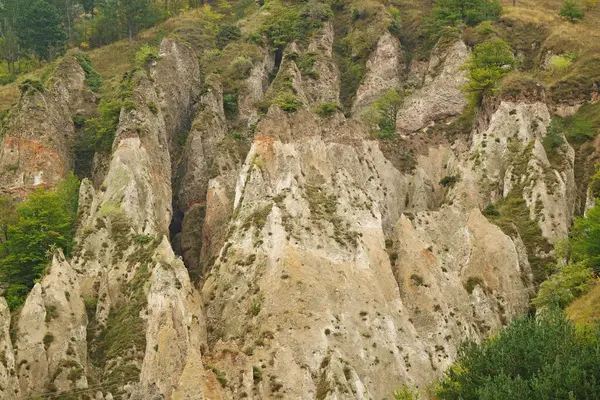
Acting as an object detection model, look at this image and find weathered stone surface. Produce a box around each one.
[0,298,19,400]
[151,38,201,147]
[465,101,575,241]
[396,41,470,133]
[353,32,403,114]
[14,251,87,398]
[0,54,94,195]
[302,22,340,105]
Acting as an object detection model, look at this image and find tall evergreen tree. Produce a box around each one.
[16,0,67,59]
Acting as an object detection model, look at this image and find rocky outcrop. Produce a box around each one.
[1,22,588,400]
[463,101,575,241]
[302,22,340,106]
[0,298,19,399]
[237,49,274,127]
[396,41,470,133]
[151,38,201,148]
[353,32,403,114]
[199,57,531,396]
[13,251,86,398]
[0,54,94,195]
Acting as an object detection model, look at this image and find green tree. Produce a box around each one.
[115,0,152,41]
[437,307,600,399]
[363,89,403,138]
[560,0,585,22]
[429,0,502,35]
[570,200,600,273]
[0,0,21,73]
[0,173,80,309]
[0,195,17,245]
[464,39,516,99]
[16,0,67,60]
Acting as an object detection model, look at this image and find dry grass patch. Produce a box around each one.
[567,279,600,326]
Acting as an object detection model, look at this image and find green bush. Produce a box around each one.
[0,173,80,310]
[363,90,403,138]
[82,98,123,153]
[223,90,239,117]
[216,23,241,49]
[314,102,339,118]
[532,261,592,309]
[570,200,600,274]
[73,53,102,92]
[135,44,160,67]
[0,74,16,86]
[437,307,600,399]
[273,93,303,113]
[482,204,500,217]
[259,1,332,49]
[18,79,45,95]
[559,0,585,22]
[393,385,420,400]
[428,0,502,42]
[542,119,566,154]
[464,39,517,99]
[561,102,600,143]
[440,175,459,187]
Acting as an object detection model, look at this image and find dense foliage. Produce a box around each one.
[427,0,502,42]
[560,0,585,22]
[437,308,600,399]
[533,199,600,309]
[464,39,517,99]
[0,173,80,310]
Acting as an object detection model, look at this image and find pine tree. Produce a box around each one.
[16,0,67,59]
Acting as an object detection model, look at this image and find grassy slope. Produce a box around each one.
[567,279,600,325]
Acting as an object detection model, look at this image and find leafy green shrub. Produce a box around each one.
[437,307,600,399]
[464,39,517,99]
[0,74,16,86]
[216,23,241,49]
[440,175,459,187]
[135,44,160,67]
[223,90,239,118]
[559,0,585,22]
[570,200,600,274]
[83,98,123,153]
[363,90,403,138]
[273,93,303,113]
[18,79,45,95]
[428,0,502,42]
[297,52,319,79]
[561,102,600,143]
[314,102,339,118]
[259,1,332,49]
[532,261,592,309]
[393,385,420,400]
[542,119,566,155]
[73,53,102,92]
[464,276,485,294]
[482,204,499,217]
[0,173,80,310]
[549,53,576,74]
[228,56,254,80]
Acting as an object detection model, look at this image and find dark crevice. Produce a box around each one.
[271,47,284,81]
[169,205,185,257]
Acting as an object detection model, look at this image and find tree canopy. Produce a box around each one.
[437,307,600,399]
[0,173,80,309]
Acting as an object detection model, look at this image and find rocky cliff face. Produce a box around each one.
[0,20,586,400]
[0,53,95,196]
